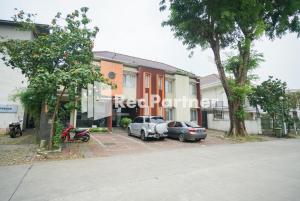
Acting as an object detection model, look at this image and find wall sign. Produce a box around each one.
[0,104,18,113]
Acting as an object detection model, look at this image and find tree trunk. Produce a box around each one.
[48,86,66,149]
[210,33,253,137]
[210,39,247,136]
[228,101,235,135]
[39,102,50,142]
[227,99,247,137]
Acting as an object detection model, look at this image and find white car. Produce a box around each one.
[128,116,168,141]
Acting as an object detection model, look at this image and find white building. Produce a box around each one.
[0,20,47,133]
[200,74,262,134]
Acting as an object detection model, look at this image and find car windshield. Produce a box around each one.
[184,122,200,128]
[150,117,164,123]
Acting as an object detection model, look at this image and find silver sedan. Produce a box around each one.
[167,121,207,142]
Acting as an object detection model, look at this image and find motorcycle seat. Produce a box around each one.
[74,128,87,133]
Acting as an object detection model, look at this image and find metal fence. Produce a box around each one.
[261,115,299,135]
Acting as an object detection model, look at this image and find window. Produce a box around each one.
[175,122,183,127]
[213,110,223,119]
[123,73,136,88]
[144,92,149,115]
[165,108,174,121]
[190,109,198,122]
[165,79,173,93]
[244,112,255,120]
[158,76,163,90]
[158,107,163,116]
[144,107,150,115]
[146,116,164,123]
[184,122,200,128]
[150,116,165,123]
[190,83,197,96]
[134,117,143,123]
[167,121,175,127]
[145,117,150,123]
[144,73,151,88]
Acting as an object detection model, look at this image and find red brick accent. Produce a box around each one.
[136,67,165,118]
[196,78,202,126]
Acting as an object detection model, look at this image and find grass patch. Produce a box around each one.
[284,134,300,139]
[89,127,109,133]
[228,134,269,143]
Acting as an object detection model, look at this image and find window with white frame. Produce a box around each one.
[190,83,197,96]
[213,110,224,119]
[144,73,151,88]
[165,108,174,121]
[158,76,163,90]
[123,73,136,88]
[144,107,150,115]
[158,107,163,116]
[144,92,150,115]
[165,79,173,94]
[190,109,198,122]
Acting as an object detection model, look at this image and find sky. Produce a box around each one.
[1,0,299,89]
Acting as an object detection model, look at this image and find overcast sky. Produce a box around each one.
[1,0,299,89]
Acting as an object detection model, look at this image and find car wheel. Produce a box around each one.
[141,130,147,141]
[178,134,185,142]
[195,139,201,142]
[127,128,131,136]
[9,131,16,138]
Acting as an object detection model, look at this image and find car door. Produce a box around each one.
[174,122,183,138]
[135,117,144,136]
[131,117,140,135]
[133,117,144,136]
[167,121,176,138]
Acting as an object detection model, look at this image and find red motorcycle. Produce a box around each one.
[61,124,90,142]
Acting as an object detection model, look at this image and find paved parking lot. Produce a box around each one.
[0,129,233,165]
[101,129,229,151]
[53,129,231,161]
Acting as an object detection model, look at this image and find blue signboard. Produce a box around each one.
[0,104,18,113]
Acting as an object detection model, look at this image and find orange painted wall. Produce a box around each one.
[99,60,123,96]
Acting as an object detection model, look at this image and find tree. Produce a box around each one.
[286,91,300,133]
[225,51,264,124]
[0,8,105,149]
[160,0,300,136]
[287,91,300,110]
[248,76,288,132]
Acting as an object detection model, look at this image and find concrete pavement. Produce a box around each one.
[1,139,300,201]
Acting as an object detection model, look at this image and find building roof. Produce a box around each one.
[200,74,220,86]
[287,89,300,93]
[93,51,198,78]
[0,19,49,34]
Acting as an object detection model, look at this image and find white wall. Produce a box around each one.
[174,74,190,121]
[122,67,137,100]
[0,25,33,130]
[165,76,174,101]
[207,113,262,134]
[201,84,228,108]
